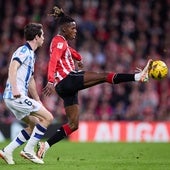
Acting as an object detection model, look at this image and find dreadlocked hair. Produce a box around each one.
[49,6,75,25]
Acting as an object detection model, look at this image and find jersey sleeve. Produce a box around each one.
[69,46,82,61]
[12,46,28,65]
[47,36,67,83]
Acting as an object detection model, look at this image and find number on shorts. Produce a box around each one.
[24,99,32,106]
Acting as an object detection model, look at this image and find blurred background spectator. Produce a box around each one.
[0,0,170,125]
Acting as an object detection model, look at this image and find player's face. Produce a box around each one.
[37,29,44,47]
[64,22,77,40]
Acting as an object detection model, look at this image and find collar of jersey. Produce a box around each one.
[25,42,33,51]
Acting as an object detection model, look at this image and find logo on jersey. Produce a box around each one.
[18,52,25,57]
[57,43,63,49]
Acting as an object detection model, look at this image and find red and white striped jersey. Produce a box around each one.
[47,35,82,84]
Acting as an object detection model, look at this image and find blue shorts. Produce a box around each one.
[55,71,85,107]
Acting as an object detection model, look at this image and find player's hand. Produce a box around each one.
[43,82,55,96]
[77,61,83,69]
[12,89,21,98]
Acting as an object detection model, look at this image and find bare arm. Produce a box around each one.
[8,60,21,98]
[28,76,40,102]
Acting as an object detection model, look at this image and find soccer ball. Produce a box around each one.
[149,60,168,80]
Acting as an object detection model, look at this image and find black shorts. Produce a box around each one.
[55,71,85,107]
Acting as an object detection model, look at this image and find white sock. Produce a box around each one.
[4,129,30,154]
[134,73,141,81]
[24,124,47,153]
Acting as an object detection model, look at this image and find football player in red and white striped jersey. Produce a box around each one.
[37,6,152,159]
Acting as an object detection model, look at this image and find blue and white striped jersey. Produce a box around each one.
[3,43,35,99]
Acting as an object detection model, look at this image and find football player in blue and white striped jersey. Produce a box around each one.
[0,23,53,164]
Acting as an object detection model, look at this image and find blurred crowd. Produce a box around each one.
[0,0,170,124]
